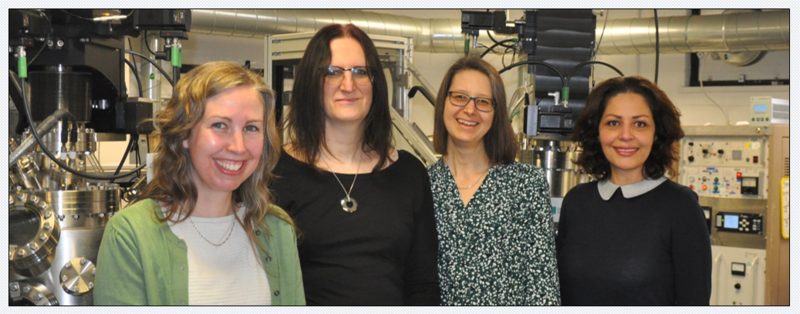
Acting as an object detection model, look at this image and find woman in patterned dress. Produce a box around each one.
[427,56,560,305]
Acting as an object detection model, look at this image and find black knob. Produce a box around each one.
[702,149,709,154]
[718,149,724,154]
[689,142,694,146]
[734,283,741,290]
[688,156,695,162]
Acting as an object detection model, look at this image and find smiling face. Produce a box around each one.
[599,92,656,184]
[443,70,495,150]
[183,85,265,198]
[323,37,373,127]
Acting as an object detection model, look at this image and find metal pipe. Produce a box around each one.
[597,10,789,54]
[190,9,463,53]
[190,10,788,55]
[9,109,71,165]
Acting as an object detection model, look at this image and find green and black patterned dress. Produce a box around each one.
[428,159,561,305]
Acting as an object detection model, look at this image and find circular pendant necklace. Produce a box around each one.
[321,153,362,213]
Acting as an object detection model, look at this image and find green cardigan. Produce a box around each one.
[94,199,305,305]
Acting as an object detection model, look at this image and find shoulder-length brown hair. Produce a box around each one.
[137,61,294,247]
[571,75,684,180]
[433,56,518,165]
[283,23,392,171]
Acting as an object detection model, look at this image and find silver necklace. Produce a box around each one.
[321,153,362,213]
[456,168,490,190]
[188,215,236,247]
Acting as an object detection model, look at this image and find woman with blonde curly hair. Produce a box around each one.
[95,61,304,305]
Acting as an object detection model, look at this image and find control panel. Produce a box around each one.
[715,212,764,234]
[679,133,768,199]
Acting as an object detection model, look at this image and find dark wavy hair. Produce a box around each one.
[283,23,392,171]
[137,61,295,250]
[433,56,518,165]
[571,75,684,180]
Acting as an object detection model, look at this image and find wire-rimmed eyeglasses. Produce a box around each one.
[447,91,495,112]
[320,66,372,86]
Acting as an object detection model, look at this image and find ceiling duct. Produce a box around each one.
[190,9,789,55]
[190,9,464,53]
[596,10,789,55]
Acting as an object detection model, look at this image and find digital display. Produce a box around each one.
[724,215,739,229]
[754,104,768,112]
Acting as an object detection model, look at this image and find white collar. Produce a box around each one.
[597,176,668,201]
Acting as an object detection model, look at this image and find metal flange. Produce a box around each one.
[60,257,96,295]
[9,192,61,277]
[9,281,59,306]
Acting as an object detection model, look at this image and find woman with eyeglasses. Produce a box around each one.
[428,57,560,305]
[270,24,440,305]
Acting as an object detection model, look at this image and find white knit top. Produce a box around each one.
[167,207,271,305]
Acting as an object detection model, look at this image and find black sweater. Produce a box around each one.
[556,180,712,305]
[270,150,440,305]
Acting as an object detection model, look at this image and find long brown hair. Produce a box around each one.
[283,23,393,171]
[136,61,295,252]
[433,56,518,165]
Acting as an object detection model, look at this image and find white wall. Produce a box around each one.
[98,9,790,167]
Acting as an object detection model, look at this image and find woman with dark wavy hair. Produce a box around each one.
[556,75,711,305]
[95,61,304,305]
[270,24,440,305]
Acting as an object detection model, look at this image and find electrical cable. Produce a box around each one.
[566,60,625,86]
[127,37,139,76]
[501,46,513,69]
[487,30,515,48]
[58,9,94,20]
[125,50,175,86]
[143,30,157,56]
[15,72,146,180]
[499,61,566,87]
[134,137,142,177]
[27,11,52,66]
[173,66,181,87]
[480,39,516,58]
[124,59,143,97]
[654,9,660,84]
[110,136,136,183]
[698,53,731,125]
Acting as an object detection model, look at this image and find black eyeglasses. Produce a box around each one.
[320,66,372,86]
[447,91,495,112]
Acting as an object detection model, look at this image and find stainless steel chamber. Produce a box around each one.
[519,138,588,198]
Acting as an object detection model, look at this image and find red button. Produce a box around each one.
[736,172,742,179]
[689,185,694,189]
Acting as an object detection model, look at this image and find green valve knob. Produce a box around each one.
[714,178,719,183]
[713,186,719,191]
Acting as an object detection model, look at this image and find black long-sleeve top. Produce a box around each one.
[556,179,712,305]
[271,149,440,305]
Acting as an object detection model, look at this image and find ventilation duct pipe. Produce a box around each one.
[190,9,465,53]
[190,10,789,55]
[596,10,789,55]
